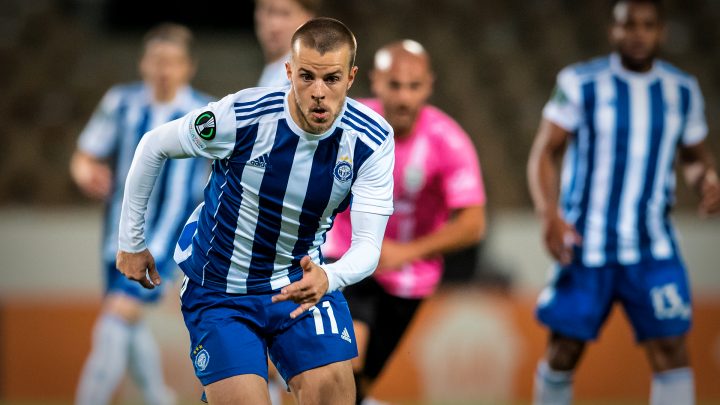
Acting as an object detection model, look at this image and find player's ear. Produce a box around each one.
[285,62,292,83]
[346,66,358,91]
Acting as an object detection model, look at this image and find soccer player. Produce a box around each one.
[70,23,211,405]
[254,0,318,87]
[528,1,720,404]
[253,2,319,402]
[116,18,394,405]
[323,40,487,405]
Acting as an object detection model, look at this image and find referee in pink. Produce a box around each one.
[323,39,486,405]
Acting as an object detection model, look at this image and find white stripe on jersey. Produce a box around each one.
[583,74,615,267]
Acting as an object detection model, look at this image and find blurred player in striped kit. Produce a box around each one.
[255,0,318,88]
[323,40,487,405]
[70,23,211,405]
[116,18,394,405]
[528,1,720,404]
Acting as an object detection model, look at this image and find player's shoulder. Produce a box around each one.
[559,55,612,82]
[341,97,393,149]
[102,81,145,106]
[212,86,287,125]
[655,59,700,87]
[421,105,476,152]
[188,87,215,107]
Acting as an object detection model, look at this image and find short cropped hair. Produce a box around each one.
[254,0,322,15]
[142,23,195,59]
[611,0,663,20]
[291,17,357,70]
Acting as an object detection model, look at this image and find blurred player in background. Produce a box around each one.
[528,1,720,404]
[254,0,318,87]
[70,23,211,405]
[324,40,486,405]
[116,18,394,405]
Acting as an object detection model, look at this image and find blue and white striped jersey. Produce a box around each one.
[173,86,395,294]
[544,53,708,267]
[78,83,212,269]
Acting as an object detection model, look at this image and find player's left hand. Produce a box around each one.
[272,256,329,318]
[699,170,720,216]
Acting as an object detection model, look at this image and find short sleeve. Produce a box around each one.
[77,87,124,158]
[440,124,486,208]
[350,136,395,216]
[177,93,239,160]
[681,78,708,146]
[542,67,583,132]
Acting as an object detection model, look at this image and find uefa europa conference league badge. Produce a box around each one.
[194,112,216,141]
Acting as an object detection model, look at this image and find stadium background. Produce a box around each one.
[0,0,719,403]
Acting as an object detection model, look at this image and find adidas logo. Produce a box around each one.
[341,327,352,343]
[247,153,270,169]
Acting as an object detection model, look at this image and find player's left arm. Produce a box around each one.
[679,140,720,216]
[677,78,719,216]
[379,206,485,270]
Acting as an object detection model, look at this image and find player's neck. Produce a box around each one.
[152,88,178,104]
[619,55,654,73]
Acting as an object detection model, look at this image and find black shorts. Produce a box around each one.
[343,276,422,379]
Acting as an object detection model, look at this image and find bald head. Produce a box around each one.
[370,40,434,138]
[373,39,431,73]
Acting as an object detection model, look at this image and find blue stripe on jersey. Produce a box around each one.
[574,81,598,257]
[340,117,383,146]
[637,81,665,261]
[562,130,581,215]
[246,120,300,292]
[236,107,285,121]
[233,98,284,114]
[345,103,389,138]
[290,128,344,272]
[343,109,387,142]
[233,91,285,107]
[185,126,259,288]
[604,76,630,263]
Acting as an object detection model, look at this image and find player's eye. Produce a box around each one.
[300,73,313,81]
[325,76,340,84]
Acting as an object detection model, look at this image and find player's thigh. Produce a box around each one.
[288,360,354,405]
[268,291,357,384]
[351,319,370,372]
[205,374,271,405]
[180,276,270,386]
[363,292,422,379]
[535,262,616,341]
[617,256,692,342]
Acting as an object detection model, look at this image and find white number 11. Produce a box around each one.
[311,301,338,335]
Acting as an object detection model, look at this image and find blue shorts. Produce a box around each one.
[104,259,179,303]
[180,276,358,386]
[536,256,692,342]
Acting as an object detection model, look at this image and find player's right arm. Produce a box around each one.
[70,87,124,200]
[116,94,237,288]
[528,68,583,265]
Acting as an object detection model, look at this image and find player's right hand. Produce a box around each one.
[70,152,112,200]
[542,213,581,265]
[116,249,161,289]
